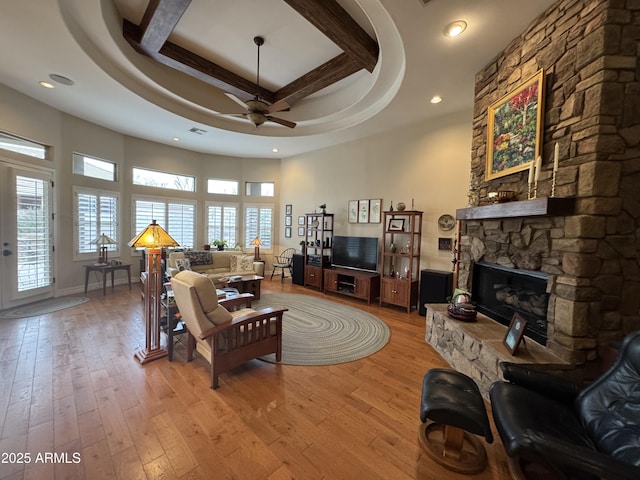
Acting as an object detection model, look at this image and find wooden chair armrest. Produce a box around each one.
[198,306,288,340]
[219,293,254,310]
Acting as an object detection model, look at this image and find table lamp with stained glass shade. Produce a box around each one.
[90,233,117,265]
[250,236,262,261]
[128,220,179,364]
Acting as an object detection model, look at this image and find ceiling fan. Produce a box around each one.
[223,36,296,129]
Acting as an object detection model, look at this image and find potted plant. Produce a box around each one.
[212,239,228,251]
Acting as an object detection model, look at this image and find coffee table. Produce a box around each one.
[224,274,263,300]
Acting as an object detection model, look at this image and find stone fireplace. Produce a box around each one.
[426,0,640,384]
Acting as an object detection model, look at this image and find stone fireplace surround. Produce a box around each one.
[425,0,640,384]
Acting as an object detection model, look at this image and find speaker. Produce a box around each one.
[292,254,304,285]
[419,269,453,316]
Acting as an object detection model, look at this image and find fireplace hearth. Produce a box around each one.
[472,262,549,346]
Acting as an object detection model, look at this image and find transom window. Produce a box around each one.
[132,167,195,192]
[133,196,195,248]
[73,153,116,181]
[208,179,238,195]
[73,187,119,259]
[245,181,274,197]
[0,131,48,159]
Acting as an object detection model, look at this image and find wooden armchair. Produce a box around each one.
[170,270,287,389]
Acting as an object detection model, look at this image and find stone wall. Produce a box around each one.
[458,0,640,365]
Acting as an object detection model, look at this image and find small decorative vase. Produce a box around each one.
[396,202,406,211]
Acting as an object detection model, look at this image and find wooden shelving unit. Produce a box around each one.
[379,210,422,312]
[304,212,333,290]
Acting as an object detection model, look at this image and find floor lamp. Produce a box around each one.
[128,220,179,364]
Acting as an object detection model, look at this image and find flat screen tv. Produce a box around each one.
[331,236,379,273]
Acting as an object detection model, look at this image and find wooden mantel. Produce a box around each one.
[456,197,576,221]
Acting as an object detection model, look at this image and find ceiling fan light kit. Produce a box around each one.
[220,36,296,129]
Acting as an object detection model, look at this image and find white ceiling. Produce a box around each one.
[0,0,556,159]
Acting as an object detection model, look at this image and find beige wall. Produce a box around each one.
[281,109,472,272]
[0,81,472,295]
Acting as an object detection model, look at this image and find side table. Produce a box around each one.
[162,299,186,361]
[84,263,132,295]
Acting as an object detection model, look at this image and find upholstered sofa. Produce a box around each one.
[166,250,264,286]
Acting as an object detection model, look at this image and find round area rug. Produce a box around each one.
[253,293,390,366]
[0,296,89,319]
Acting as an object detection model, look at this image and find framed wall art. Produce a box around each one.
[438,237,453,251]
[298,216,305,225]
[285,216,292,226]
[285,226,292,238]
[486,69,544,180]
[298,227,305,237]
[348,200,358,223]
[285,204,292,215]
[369,198,382,223]
[358,200,369,223]
[503,313,528,355]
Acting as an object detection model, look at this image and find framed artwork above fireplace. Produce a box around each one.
[486,69,545,180]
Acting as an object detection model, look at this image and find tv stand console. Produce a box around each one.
[323,268,380,305]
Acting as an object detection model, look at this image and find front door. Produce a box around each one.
[0,163,54,309]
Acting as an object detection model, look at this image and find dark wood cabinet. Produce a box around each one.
[305,265,323,289]
[323,268,380,305]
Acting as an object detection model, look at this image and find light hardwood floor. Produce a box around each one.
[0,279,513,480]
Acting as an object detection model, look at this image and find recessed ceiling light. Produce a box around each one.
[39,81,55,89]
[172,137,180,142]
[49,74,75,86]
[272,147,279,153]
[443,20,467,37]
[430,95,443,104]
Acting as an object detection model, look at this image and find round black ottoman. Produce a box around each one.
[419,368,494,474]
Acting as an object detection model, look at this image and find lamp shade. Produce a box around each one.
[250,237,262,247]
[128,220,179,248]
[90,233,117,246]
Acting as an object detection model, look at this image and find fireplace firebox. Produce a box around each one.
[471,262,549,345]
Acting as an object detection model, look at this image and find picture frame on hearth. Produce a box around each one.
[486,69,545,180]
[503,312,528,355]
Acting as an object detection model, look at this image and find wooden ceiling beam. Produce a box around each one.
[139,0,192,53]
[282,0,378,72]
[275,53,361,106]
[123,19,275,104]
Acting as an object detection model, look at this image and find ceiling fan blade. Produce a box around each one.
[266,116,296,128]
[224,92,249,109]
[267,99,291,114]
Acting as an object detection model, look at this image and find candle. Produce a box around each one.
[534,156,541,182]
[528,162,534,184]
[553,142,559,173]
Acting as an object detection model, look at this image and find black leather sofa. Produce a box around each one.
[490,330,640,480]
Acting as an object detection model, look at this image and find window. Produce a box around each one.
[132,167,195,192]
[73,187,119,259]
[245,181,274,196]
[245,205,273,249]
[73,153,116,181]
[208,179,239,195]
[206,202,238,247]
[133,197,195,248]
[0,131,48,159]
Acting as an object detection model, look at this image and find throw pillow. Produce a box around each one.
[185,251,213,266]
[238,255,254,272]
[175,258,191,272]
